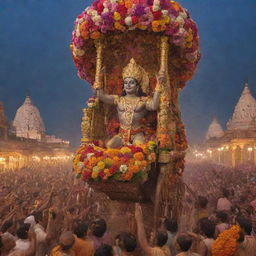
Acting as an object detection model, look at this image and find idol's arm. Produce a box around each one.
[96,88,115,105]
[146,71,166,111]
[146,91,161,111]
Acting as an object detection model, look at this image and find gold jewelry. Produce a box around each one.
[122,58,149,94]
[155,83,162,93]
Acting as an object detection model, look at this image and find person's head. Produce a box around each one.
[0,220,13,233]
[164,218,178,233]
[16,225,29,240]
[94,244,113,256]
[176,234,192,252]
[32,211,43,224]
[216,211,228,223]
[197,196,208,209]
[156,231,168,247]
[222,188,229,198]
[122,58,147,97]
[236,217,252,235]
[199,218,215,238]
[24,215,36,228]
[74,222,88,238]
[0,234,16,252]
[117,232,137,252]
[91,218,107,238]
[121,78,146,97]
[237,231,245,244]
[59,231,75,251]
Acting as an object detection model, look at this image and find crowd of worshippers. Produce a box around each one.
[0,163,256,256]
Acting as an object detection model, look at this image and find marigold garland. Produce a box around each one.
[212,225,240,256]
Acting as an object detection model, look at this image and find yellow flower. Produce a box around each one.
[92,171,99,179]
[93,166,99,173]
[186,41,193,48]
[97,161,105,170]
[162,15,170,24]
[104,168,110,175]
[120,147,132,154]
[114,12,121,21]
[105,158,113,167]
[137,23,147,30]
[148,141,156,147]
[135,160,141,166]
[124,0,133,9]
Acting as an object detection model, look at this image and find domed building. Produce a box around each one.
[13,96,45,140]
[205,118,224,140]
[204,82,256,167]
[226,84,256,131]
[0,95,70,170]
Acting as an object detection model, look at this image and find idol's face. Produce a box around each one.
[124,78,138,95]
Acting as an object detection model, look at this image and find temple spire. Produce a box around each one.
[227,82,256,130]
[206,117,224,140]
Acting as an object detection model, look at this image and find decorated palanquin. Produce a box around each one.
[71,0,200,219]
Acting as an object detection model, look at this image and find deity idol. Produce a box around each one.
[96,58,166,148]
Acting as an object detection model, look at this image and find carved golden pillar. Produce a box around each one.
[81,39,106,142]
[93,39,104,89]
[157,36,176,150]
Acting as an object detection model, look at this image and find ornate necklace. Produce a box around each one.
[122,96,141,128]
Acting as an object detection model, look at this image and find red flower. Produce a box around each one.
[97,3,104,13]
[117,4,127,17]
[110,165,118,174]
[152,10,162,20]
[95,151,104,157]
[129,145,143,154]
[132,16,138,24]
[83,171,91,181]
[93,141,100,146]
[80,153,87,162]
[99,171,105,178]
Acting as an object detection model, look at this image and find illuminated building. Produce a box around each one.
[0,95,71,170]
[205,82,256,166]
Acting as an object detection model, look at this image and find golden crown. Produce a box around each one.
[122,58,149,93]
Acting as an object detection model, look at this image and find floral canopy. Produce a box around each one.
[70,0,200,91]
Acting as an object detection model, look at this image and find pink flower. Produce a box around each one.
[73,36,84,48]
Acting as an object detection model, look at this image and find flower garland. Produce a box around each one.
[71,0,200,86]
[87,95,99,108]
[212,225,240,256]
[73,141,157,182]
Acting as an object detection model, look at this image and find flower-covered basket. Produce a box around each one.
[73,141,159,201]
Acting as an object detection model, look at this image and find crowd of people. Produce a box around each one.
[0,161,255,256]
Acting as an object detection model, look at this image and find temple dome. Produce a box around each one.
[13,96,45,140]
[206,118,224,140]
[227,83,256,130]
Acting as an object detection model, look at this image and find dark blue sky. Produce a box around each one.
[0,0,255,147]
